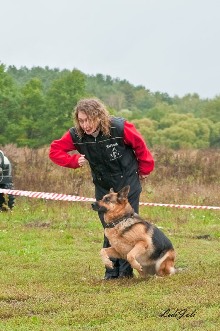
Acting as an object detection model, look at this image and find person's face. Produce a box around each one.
[77,111,100,135]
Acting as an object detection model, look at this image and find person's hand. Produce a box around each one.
[139,174,148,180]
[78,154,87,167]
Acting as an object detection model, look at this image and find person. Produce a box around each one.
[49,98,154,279]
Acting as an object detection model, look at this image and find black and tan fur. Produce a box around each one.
[92,186,176,277]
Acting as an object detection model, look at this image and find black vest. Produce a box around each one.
[69,117,139,191]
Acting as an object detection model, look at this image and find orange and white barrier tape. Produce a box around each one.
[139,202,220,210]
[0,188,95,202]
[0,188,220,210]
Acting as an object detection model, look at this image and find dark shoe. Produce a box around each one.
[118,272,134,279]
[103,275,118,280]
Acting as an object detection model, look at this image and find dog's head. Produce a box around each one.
[91,185,133,223]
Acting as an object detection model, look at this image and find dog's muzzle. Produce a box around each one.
[91,202,108,213]
[91,202,100,211]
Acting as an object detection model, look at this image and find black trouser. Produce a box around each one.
[97,187,141,278]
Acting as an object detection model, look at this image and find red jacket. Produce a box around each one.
[49,120,154,176]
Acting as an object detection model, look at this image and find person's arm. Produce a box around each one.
[123,121,154,176]
[49,131,81,168]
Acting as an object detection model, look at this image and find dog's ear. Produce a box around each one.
[117,185,130,201]
[109,188,114,193]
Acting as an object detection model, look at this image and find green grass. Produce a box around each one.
[0,198,219,330]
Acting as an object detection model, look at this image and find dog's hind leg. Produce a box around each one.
[100,247,121,269]
[126,242,147,276]
[156,250,176,276]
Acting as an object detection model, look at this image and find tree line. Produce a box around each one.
[0,63,220,149]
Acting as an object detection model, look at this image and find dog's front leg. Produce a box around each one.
[100,247,121,269]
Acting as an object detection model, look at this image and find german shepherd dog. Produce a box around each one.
[92,186,176,277]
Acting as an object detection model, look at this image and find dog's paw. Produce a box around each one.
[154,275,163,279]
[105,261,114,269]
[138,264,143,272]
[136,265,143,275]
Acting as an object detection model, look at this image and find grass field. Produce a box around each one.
[0,198,219,331]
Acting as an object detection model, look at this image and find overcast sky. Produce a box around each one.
[1,0,220,99]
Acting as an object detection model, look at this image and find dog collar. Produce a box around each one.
[105,213,135,228]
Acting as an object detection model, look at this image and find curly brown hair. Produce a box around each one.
[74,98,111,137]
